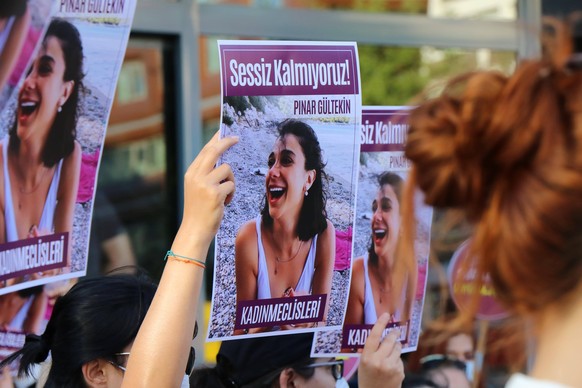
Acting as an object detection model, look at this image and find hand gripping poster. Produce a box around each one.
[313,106,433,356]
[208,41,361,340]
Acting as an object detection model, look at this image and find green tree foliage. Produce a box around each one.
[359,45,427,106]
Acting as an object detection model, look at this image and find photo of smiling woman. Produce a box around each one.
[0,18,82,280]
[235,119,335,333]
[345,172,415,326]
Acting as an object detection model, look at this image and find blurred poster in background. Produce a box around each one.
[0,0,137,378]
[313,106,433,356]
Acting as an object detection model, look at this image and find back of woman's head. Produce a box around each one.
[1,274,156,387]
[261,119,328,240]
[216,333,314,387]
[190,366,229,388]
[404,21,582,314]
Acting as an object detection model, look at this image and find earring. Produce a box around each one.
[304,190,309,197]
[57,105,62,113]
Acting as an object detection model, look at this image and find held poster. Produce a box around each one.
[0,0,137,374]
[208,41,361,340]
[313,106,433,356]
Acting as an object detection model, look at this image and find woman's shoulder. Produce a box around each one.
[349,256,366,295]
[70,140,82,158]
[318,219,335,239]
[235,219,259,242]
[324,218,335,231]
[352,256,366,278]
[235,219,259,264]
[62,141,81,168]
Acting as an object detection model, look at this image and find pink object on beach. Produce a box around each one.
[76,149,100,203]
[334,227,352,271]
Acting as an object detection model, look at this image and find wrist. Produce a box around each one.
[171,230,212,262]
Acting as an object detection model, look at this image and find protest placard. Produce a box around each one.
[313,106,433,355]
[208,41,361,340]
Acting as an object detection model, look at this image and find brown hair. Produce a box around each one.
[403,22,582,315]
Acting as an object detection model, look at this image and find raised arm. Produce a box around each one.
[122,133,237,387]
[312,219,335,324]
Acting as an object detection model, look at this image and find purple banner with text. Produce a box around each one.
[220,44,359,96]
[235,294,327,330]
[360,108,409,153]
[341,321,409,349]
[0,233,68,282]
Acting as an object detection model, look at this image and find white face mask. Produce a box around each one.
[465,360,475,382]
[335,377,349,388]
[181,374,190,388]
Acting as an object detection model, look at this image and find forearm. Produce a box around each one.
[123,132,237,387]
[122,230,208,387]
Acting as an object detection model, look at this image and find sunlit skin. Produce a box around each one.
[0,35,81,276]
[235,134,335,333]
[346,182,409,326]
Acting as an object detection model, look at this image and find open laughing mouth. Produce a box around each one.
[20,101,38,116]
[374,229,387,240]
[269,187,286,200]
